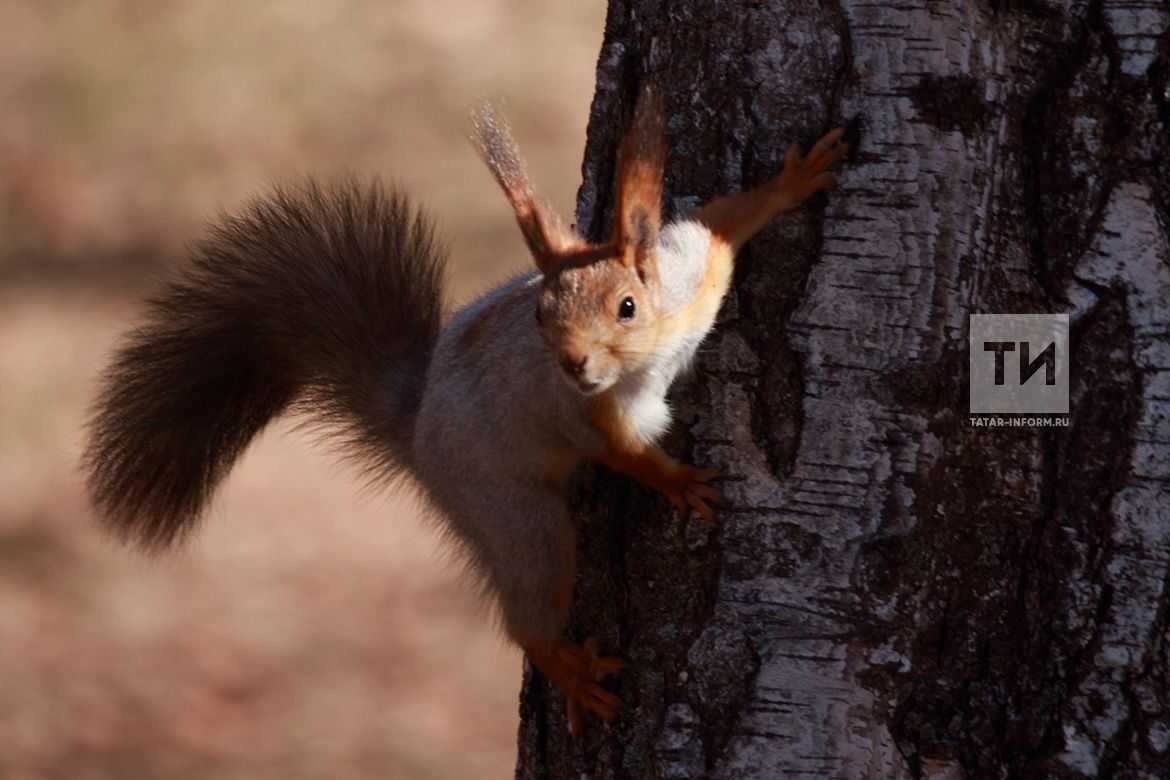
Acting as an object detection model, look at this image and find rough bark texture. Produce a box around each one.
[517,1,1170,777]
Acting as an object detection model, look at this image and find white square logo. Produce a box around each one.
[970,314,1069,415]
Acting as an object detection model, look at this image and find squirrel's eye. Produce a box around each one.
[618,296,636,321]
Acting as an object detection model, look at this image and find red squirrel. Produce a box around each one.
[84,89,846,735]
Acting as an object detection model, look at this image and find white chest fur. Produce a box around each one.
[608,219,721,445]
[611,317,710,445]
[600,219,722,446]
[655,220,712,316]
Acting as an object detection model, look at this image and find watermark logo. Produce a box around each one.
[970,314,1069,426]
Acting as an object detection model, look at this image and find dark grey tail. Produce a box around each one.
[84,180,446,550]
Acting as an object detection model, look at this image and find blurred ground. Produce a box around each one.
[0,2,605,777]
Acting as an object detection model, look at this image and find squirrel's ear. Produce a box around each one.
[473,103,575,274]
[613,87,666,283]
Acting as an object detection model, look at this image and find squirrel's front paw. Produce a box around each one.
[661,464,723,520]
[773,127,848,203]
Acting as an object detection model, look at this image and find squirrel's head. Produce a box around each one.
[535,250,661,394]
[474,90,666,395]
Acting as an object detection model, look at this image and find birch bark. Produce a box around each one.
[518,1,1170,776]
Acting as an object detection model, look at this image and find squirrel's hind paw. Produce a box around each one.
[524,638,622,738]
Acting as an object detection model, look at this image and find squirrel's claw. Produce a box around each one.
[524,638,622,740]
[773,127,848,204]
[685,481,724,520]
[805,126,847,170]
[662,464,724,521]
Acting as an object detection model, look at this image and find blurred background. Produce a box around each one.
[0,1,605,777]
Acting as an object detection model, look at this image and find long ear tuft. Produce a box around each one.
[614,87,667,282]
[472,102,574,273]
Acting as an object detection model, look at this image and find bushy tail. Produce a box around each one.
[84,180,446,549]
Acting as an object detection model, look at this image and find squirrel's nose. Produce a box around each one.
[558,350,588,377]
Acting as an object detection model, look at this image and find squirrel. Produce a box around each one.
[84,89,846,735]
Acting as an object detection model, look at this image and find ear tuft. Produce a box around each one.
[614,87,667,280]
[472,102,574,273]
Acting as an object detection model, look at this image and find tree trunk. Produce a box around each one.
[517,1,1170,777]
